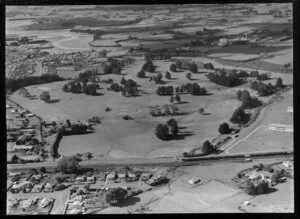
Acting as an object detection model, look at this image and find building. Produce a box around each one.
[287,106,293,113]
[283,161,293,169]
[218,38,229,46]
[268,123,293,133]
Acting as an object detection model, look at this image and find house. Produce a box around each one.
[283,161,293,169]
[86,176,96,184]
[19,155,43,163]
[188,177,201,185]
[106,171,116,182]
[118,173,126,181]
[248,171,264,180]
[75,176,86,183]
[126,173,137,182]
[218,38,229,46]
[39,198,52,208]
[44,182,54,193]
[287,106,293,113]
[140,173,152,181]
[8,154,22,164]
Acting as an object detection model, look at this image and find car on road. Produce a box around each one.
[245,158,252,162]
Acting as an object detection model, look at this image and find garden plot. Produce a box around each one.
[7,197,54,215]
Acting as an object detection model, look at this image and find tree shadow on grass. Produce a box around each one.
[75,167,94,175]
[48,99,60,104]
[177,101,189,104]
[188,78,198,81]
[117,196,141,207]
[264,187,278,194]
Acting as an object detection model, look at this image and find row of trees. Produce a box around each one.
[182,140,214,157]
[103,58,123,74]
[6,74,65,93]
[155,118,179,140]
[171,61,198,73]
[156,83,207,96]
[62,81,98,96]
[250,77,283,96]
[206,72,244,87]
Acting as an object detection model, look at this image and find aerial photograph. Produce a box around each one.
[5,4,293,214]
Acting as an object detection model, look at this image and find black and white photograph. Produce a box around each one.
[5,2,294,214]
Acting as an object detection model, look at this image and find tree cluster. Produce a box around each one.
[137,70,146,78]
[122,79,138,97]
[230,106,249,124]
[201,140,214,155]
[105,187,128,205]
[245,179,270,195]
[142,60,156,73]
[236,89,262,109]
[152,73,163,84]
[57,155,80,174]
[250,81,276,96]
[203,63,215,70]
[256,73,270,81]
[40,91,51,103]
[110,83,123,92]
[206,72,244,87]
[78,69,98,82]
[155,118,179,140]
[6,74,65,93]
[170,63,177,72]
[156,85,174,96]
[63,81,98,96]
[103,58,122,74]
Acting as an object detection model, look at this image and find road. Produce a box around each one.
[8,153,293,173]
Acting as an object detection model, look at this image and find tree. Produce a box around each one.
[244,180,257,195]
[236,90,242,101]
[165,71,171,79]
[202,140,214,155]
[175,94,181,103]
[170,63,177,72]
[240,90,251,105]
[39,166,46,174]
[186,72,192,80]
[57,156,80,174]
[275,77,283,88]
[40,91,50,103]
[189,63,198,73]
[167,118,179,136]
[218,122,230,134]
[105,187,128,205]
[169,96,174,103]
[137,70,146,78]
[155,124,169,140]
[199,107,204,114]
[230,106,248,124]
[120,77,127,85]
[175,60,182,69]
[62,84,69,92]
[203,63,214,70]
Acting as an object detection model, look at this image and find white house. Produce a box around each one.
[287,106,293,113]
[268,124,293,133]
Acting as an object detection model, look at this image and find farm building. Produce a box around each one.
[287,106,293,113]
[283,161,293,169]
[268,124,293,133]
